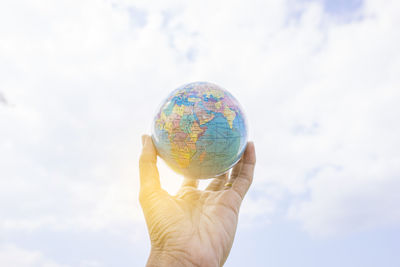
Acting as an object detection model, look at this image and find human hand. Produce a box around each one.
[139,135,256,267]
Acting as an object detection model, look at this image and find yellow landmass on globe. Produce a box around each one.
[204,88,224,99]
[189,121,204,143]
[156,111,167,130]
[188,97,201,102]
[159,111,173,133]
[223,106,236,128]
[172,104,185,116]
[171,142,195,168]
[195,105,215,125]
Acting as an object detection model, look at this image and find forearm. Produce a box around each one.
[146,249,190,267]
[146,248,219,267]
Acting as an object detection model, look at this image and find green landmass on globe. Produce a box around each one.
[152,81,248,179]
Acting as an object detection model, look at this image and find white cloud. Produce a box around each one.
[0,244,104,267]
[288,160,400,236]
[0,244,69,267]
[0,92,7,105]
[0,0,399,250]
[281,0,400,236]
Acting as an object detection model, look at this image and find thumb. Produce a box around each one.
[139,135,161,196]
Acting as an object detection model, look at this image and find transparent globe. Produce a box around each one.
[152,81,248,179]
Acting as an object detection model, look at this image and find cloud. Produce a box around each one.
[0,0,399,259]
[0,244,106,267]
[0,92,7,105]
[0,0,289,233]
[284,0,400,236]
[288,161,400,236]
[0,244,69,267]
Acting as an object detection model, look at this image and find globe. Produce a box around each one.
[152,81,248,179]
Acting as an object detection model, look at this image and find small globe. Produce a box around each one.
[152,81,248,179]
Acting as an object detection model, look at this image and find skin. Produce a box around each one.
[139,135,256,267]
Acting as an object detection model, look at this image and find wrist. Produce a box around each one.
[146,248,191,267]
[146,247,218,267]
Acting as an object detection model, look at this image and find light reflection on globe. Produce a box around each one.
[152,81,248,179]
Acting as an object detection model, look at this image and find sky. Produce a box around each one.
[0,0,399,266]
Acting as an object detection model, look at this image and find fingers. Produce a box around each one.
[206,173,228,191]
[230,158,243,179]
[181,177,199,188]
[230,142,256,199]
[224,157,243,189]
[139,135,161,196]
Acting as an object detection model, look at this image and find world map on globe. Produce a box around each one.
[152,81,248,179]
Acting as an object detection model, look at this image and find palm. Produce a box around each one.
[139,135,256,267]
[143,185,242,265]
